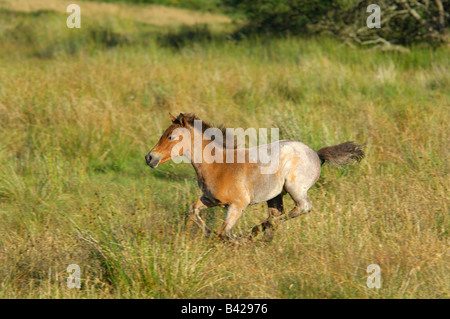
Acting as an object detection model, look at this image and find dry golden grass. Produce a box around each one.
[0,0,231,25]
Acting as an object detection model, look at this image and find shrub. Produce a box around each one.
[223,0,337,34]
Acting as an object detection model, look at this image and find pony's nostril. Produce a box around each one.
[145,153,161,168]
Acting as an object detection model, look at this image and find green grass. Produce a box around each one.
[0,4,448,298]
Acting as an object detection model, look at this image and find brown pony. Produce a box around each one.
[145,113,364,242]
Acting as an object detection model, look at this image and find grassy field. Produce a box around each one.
[0,1,448,298]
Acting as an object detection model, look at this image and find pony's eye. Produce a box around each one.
[168,136,175,141]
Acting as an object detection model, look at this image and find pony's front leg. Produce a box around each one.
[217,203,247,242]
[188,197,214,237]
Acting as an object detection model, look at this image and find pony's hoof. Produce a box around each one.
[248,225,261,240]
[263,227,275,242]
[218,233,250,246]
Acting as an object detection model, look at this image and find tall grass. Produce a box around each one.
[0,3,448,298]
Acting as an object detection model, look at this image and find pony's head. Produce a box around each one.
[145,113,234,168]
[145,113,192,168]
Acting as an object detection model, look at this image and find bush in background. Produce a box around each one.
[222,0,338,34]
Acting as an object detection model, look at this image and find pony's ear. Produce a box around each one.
[178,113,186,127]
[169,112,176,123]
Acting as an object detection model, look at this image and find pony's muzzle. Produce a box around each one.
[145,153,161,168]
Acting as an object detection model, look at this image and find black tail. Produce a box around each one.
[317,142,365,167]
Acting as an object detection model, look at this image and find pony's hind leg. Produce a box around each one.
[273,188,312,225]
